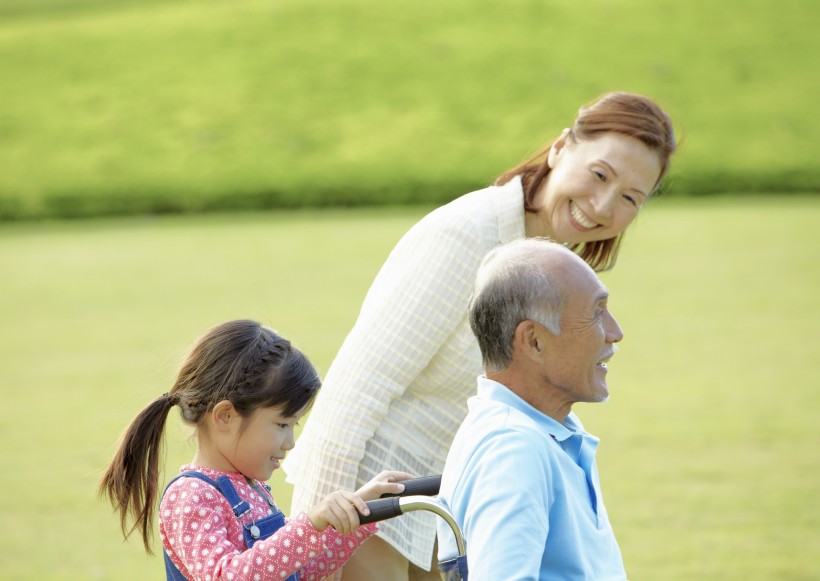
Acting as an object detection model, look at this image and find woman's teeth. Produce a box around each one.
[571,203,598,229]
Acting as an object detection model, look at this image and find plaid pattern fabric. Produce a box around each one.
[283,177,526,569]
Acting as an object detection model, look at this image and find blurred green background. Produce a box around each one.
[2,0,819,579]
[3,200,820,579]
[0,0,818,220]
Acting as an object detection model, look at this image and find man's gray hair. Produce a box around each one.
[469,238,567,371]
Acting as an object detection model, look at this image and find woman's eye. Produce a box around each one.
[593,170,607,182]
[623,194,637,206]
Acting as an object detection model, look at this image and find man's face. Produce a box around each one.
[539,265,624,405]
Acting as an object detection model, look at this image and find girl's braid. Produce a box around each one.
[235,329,290,393]
[172,326,292,422]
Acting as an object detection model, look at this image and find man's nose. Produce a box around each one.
[606,312,623,343]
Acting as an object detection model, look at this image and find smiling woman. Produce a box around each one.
[525,131,663,246]
[497,91,677,271]
[283,92,678,580]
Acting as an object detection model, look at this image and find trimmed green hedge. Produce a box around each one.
[1,0,817,220]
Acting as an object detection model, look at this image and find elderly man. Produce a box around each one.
[437,238,627,580]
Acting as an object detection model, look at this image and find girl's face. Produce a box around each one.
[223,405,306,482]
[532,132,663,244]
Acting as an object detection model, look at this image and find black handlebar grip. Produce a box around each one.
[380,475,442,498]
[358,496,402,525]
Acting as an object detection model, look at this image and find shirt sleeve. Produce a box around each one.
[453,429,552,580]
[160,480,377,581]
[286,205,498,510]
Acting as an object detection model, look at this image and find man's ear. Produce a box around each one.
[547,128,572,168]
[515,320,545,363]
[210,400,237,433]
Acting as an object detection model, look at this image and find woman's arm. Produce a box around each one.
[286,205,497,509]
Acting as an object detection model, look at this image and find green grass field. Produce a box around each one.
[1,0,818,219]
[1,197,819,579]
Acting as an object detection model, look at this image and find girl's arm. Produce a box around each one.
[294,470,411,579]
[161,482,376,581]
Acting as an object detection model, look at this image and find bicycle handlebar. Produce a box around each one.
[380,474,441,498]
[357,475,441,525]
[358,496,403,525]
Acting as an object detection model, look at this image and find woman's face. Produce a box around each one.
[532,132,663,244]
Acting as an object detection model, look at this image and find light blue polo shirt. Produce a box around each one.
[437,377,626,580]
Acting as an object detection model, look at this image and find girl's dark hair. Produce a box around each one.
[98,319,321,553]
[495,91,677,271]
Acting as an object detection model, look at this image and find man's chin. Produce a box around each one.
[592,386,610,403]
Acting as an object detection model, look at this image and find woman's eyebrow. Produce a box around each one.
[595,159,648,197]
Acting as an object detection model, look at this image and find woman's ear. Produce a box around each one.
[547,128,572,168]
[210,400,237,433]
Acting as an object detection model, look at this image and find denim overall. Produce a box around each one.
[162,471,298,581]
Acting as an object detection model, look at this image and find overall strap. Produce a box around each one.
[164,471,251,518]
[164,469,218,492]
[162,471,297,580]
[213,475,252,518]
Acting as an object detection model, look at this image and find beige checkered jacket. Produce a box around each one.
[283,177,526,569]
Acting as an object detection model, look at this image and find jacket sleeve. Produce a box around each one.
[285,201,498,512]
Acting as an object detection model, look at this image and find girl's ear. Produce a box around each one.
[210,400,237,433]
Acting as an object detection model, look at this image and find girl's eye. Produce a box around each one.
[277,423,290,429]
[623,194,637,207]
[593,170,607,182]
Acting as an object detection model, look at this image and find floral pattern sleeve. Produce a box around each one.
[160,476,377,581]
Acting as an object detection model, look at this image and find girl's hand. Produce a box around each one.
[307,490,369,535]
[355,470,414,501]
[306,471,413,534]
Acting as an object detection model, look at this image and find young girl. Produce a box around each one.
[99,319,411,581]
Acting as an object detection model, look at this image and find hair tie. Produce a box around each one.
[162,392,177,405]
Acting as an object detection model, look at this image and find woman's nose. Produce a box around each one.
[590,189,617,219]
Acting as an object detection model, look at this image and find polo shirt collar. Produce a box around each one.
[476,376,578,442]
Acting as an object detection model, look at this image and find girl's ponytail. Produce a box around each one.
[98,392,176,554]
[99,319,321,554]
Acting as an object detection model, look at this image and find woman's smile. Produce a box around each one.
[569,200,599,230]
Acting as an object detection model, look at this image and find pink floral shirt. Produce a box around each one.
[159,465,377,581]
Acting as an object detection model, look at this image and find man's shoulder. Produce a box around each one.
[444,404,559,499]
[460,398,557,453]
